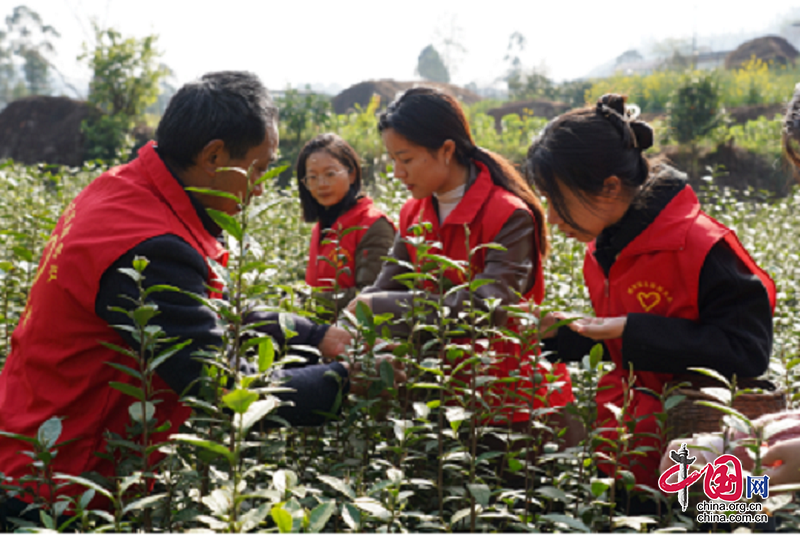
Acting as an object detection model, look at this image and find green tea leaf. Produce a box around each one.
[379,358,394,389]
[185,186,241,203]
[37,416,63,449]
[539,513,590,532]
[128,401,155,423]
[240,398,279,433]
[223,388,258,414]
[687,367,731,389]
[271,505,293,533]
[207,208,244,241]
[122,493,167,515]
[171,434,234,464]
[467,483,491,507]
[132,304,159,327]
[308,501,336,533]
[317,475,355,499]
[54,473,114,501]
[342,503,360,530]
[109,382,145,401]
[354,497,390,521]
[258,337,275,373]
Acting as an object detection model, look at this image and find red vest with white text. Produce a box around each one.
[399,161,573,422]
[583,185,775,489]
[0,142,228,503]
[305,197,393,290]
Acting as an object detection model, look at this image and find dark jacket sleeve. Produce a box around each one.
[621,240,772,378]
[542,329,608,364]
[361,209,537,338]
[95,234,346,426]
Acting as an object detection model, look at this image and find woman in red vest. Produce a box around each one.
[658,83,800,495]
[526,94,775,500]
[346,87,576,438]
[297,133,395,315]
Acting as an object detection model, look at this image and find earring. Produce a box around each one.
[446,157,450,166]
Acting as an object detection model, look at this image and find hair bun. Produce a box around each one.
[598,94,626,116]
[630,121,654,151]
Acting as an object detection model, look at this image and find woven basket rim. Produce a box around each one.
[672,387,786,401]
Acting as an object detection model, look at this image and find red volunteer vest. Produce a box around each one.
[399,161,573,423]
[305,197,393,290]
[0,142,228,503]
[583,185,776,489]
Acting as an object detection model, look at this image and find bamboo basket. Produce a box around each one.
[665,375,787,442]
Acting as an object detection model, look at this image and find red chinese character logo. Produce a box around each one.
[658,453,743,502]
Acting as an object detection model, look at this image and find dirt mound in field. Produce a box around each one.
[725,35,799,69]
[726,102,786,123]
[660,142,792,195]
[485,99,571,131]
[331,79,482,114]
[0,96,100,167]
[638,102,786,127]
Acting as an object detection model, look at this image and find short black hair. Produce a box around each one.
[156,71,278,170]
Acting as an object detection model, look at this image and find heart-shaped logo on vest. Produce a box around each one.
[637,292,661,312]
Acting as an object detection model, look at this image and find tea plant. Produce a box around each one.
[0,122,799,530]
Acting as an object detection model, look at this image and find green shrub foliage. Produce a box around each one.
[0,144,798,532]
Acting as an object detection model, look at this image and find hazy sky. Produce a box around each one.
[20,0,800,96]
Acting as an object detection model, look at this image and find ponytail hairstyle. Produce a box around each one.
[782,82,800,179]
[296,133,362,223]
[525,93,654,233]
[378,86,549,257]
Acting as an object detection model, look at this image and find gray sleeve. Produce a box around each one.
[314,217,396,312]
[354,217,396,290]
[361,229,413,294]
[367,209,537,338]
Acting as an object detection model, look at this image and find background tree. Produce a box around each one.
[508,63,557,101]
[416,45,450,83]
[433,14,467,80]
[557,79,593,108]
[275,86,332,185]
[145,63,178,116]
[667,71,722,177]
[80,23,169,160]
[502,31,526,92]
[615,49,644,67]
[1,5,60,102]
[0,24,17,108]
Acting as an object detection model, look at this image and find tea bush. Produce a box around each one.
[0,146,798,532]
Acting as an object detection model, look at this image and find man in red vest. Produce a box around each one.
[0,71,358,526]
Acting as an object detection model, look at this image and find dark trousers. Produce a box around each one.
[0,496,74,531]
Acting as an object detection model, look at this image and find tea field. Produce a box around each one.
[0,150,799,532]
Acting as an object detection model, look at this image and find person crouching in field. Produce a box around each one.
[526,94,776,498]
[0,71,394,527]
[346,87,578,452]
[656,82,800,493]
[298,133,395,316]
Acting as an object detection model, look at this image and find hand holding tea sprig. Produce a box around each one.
[341,355,407,398]
[761,437,800,486]
[318,324,352,358]
[735,410,800,485]
[344,294,372,316]
[559,314,627,340]
[661,411,800,488]
[534,308,627,341]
